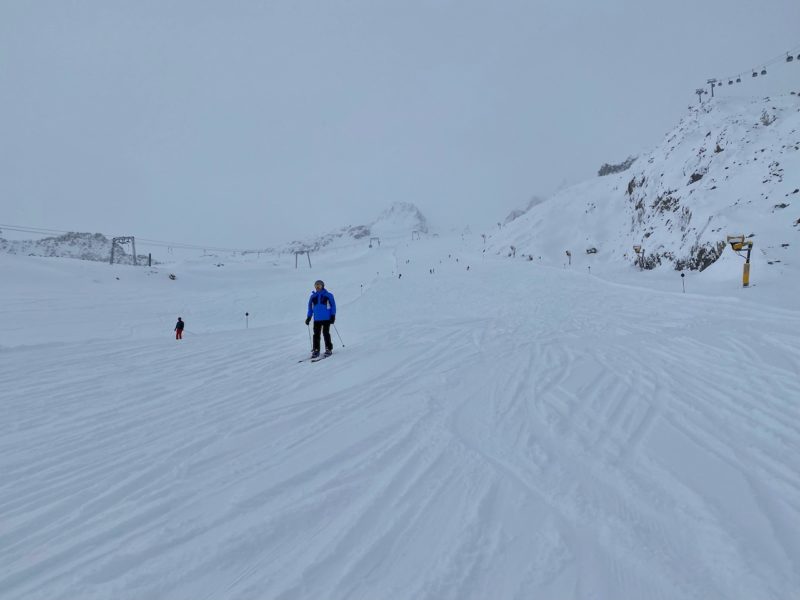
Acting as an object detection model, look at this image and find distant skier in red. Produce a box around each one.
[174,317,184,340]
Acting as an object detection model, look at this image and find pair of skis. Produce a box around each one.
[298,353,332,363]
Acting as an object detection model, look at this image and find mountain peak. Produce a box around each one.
[370,202,429,236]
[280,202,429,254]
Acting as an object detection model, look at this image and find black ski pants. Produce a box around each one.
[313,320,332,352]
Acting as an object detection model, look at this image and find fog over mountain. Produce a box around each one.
[2,2,799,247]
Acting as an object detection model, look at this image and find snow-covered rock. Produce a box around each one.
[493,94,800,272]
[0,232,149,265]
[503,196,546,225]
[279,201,429,254]
[1,202,430,263]
[368,201,429,237]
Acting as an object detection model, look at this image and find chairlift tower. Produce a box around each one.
[110,236,137,266]
[295,251,312,269]
[695,88,707,104]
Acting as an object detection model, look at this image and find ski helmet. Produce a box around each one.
[314,280,325,288]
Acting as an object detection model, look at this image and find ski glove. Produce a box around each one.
[305,317,311,325]
[329,315,335,324]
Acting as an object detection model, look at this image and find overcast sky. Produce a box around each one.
[2,1,799,249]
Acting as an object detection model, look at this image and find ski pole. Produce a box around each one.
[307,322,312,349]
[333,324,345,347]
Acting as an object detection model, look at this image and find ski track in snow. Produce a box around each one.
[2,240,800,600]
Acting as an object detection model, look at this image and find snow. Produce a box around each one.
[3,94,800,599]
[2,227,799,600]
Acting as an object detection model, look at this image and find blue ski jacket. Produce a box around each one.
[307,289,336,321]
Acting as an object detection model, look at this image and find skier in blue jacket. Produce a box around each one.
[305,280,336,358]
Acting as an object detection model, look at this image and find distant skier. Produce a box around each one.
[174,317,184,340]
[305,280,336,358]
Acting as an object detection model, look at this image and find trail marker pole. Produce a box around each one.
[681,273,685,293]
[245,312,249,328]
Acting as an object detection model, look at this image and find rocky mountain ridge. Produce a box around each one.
[0,202,431,263]
[0,232,148,265]
[493,94,800,272]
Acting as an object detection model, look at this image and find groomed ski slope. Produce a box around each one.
[2,234,800,600]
